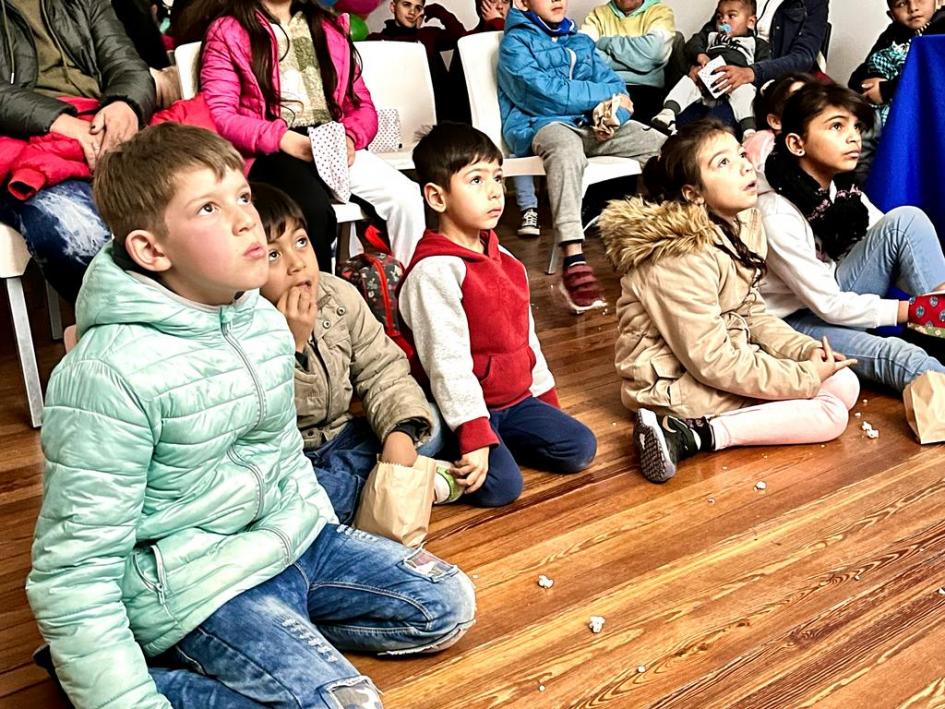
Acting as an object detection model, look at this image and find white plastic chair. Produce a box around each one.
[457,31,642,274]
[1,224,44,427]
[173,41,367,256]
[355,41,437,170]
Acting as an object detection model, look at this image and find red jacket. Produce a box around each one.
[0,95,217,201]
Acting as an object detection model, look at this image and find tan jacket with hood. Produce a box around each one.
[295,274,432,449]
[600,198,823,419]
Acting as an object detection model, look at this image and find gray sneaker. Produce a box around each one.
[517,208,540,237]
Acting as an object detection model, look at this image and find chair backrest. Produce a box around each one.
[456,31,508,155]
[355,41,436,149]
[175,41,202,101]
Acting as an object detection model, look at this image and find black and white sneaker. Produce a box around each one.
[633,409,707,483]
[651,109,677,135]
[517,208,540,237]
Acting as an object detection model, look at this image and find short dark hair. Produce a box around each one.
[251,182,307,242]
[412,122,503,189]
[752,72,817,129]
[718,0,757,13]
[93,123,244,266]
[779,82,875,141]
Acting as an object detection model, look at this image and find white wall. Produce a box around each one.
[364,0,890,85]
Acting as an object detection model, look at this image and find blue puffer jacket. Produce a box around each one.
[498,8,627,157]
[26,246,336,708]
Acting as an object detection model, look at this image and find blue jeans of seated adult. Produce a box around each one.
[152,523,476,708]
[446,396,597,508]
[306,411,444,525]
[0,180,110,303]
[513,175,538,212]
[786,206,945,392]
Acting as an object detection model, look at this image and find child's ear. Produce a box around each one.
[767,113,782,131]
[423,183,449,214]
[784,132,806,157]
[389,0,397,14]
[747,15,756,29]
[124,229,173,273]
[681,185,704,205]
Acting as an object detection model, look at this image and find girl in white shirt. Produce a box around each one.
[757,82,945,392]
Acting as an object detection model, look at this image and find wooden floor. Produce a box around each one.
[3,218,945,708]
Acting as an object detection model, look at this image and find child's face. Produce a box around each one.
[613,0,645,13]
[888,0,935,29]
[787,106,863,178]
[686,132,758,220]
[430,159,505,232]
[259,218,320,306]
[153,167,268,305]
[391,0,425,27]
[522,0,568,25]
[716,0,755,36]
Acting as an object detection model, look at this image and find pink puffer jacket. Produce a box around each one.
[200,12,377,157]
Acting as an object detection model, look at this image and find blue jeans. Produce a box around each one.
[306,412,444,525]
[0,179,110,303]
[446,396,597,508]
[512,175,538,212]
[786,206,945,392]
[151,523,476,708]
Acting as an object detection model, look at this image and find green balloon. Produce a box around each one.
[349,15,369,41]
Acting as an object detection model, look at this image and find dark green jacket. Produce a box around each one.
[0,0,155,138]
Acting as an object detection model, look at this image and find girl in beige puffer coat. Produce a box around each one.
[599,119,860,484]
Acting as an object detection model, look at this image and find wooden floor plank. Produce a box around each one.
[2,223,944,707]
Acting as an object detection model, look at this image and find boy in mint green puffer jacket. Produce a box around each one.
[26,123,475,709]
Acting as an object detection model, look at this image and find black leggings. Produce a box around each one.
[248,151,338,271]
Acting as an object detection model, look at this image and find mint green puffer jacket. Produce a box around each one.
[26,246,336,708]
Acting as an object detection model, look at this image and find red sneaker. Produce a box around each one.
[559,262,606,313]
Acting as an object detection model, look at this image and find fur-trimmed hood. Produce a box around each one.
[600,197,725,273]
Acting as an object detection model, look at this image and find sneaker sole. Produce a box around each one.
[557,281,606,314]
[517,227,541,238]
[633,409,677,483]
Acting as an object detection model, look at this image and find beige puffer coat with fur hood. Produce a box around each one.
[600,198,823,418]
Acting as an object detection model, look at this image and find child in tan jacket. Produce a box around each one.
[599,119,859,484]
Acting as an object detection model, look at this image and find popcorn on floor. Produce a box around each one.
[537,575,554,589]
[588,616,605,633]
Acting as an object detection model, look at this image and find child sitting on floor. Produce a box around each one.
[26,123,474,708]
[653,0,769,136]
[400,123,598,506]
[497,0,665,313]
[599,119,859,483]
[742,71,815,170]
[251,182,452,522]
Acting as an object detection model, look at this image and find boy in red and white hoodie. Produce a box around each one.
[400,123,598,507]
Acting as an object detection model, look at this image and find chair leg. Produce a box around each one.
[45,280,63,341]
[7,277,43,427]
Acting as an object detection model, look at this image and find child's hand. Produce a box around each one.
[276,286,318,352]
[451,447,490,493]
[346,136,356,167]
[860,78,886,105]
[380,431,419,467]
[808,336,857,381]
[481,0,504,22]
[280,131,314,163]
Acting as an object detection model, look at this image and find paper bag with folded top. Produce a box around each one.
[903,371,945,444]
[354,455,442,547]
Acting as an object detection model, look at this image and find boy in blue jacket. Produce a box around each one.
[25,123,474,709]
[498,0,664,313]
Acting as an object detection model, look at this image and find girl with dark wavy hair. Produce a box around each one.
[198,0,426,269]
[599,119,859,483]
[757,82,945,396]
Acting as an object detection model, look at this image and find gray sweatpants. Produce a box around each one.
[531,120,666,246]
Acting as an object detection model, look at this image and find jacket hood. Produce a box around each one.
[505,7,575,35]
[599,197,724,273]
[75,244,259,338]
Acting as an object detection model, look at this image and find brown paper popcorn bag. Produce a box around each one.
[903,371,945,444]
[354,455,437,547]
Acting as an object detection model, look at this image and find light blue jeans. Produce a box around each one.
[512,175,538,212]
[151,524,476,708]
[786,206,945,392]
